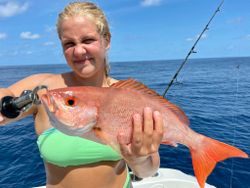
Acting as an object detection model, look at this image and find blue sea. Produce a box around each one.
[0,57,249,188]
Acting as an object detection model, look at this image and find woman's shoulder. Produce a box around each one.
[108,77,119,85]
[23,73,56,82]
[24,73,60,85]
[13,73,58,86]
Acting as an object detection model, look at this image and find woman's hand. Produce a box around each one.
[0,97,5,124]
[118,107,164,177]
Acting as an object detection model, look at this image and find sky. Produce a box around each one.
[0,0,249,66]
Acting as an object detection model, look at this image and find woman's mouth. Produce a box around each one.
[74,56,92,64]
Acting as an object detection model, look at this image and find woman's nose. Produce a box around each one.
[73,44,86,58]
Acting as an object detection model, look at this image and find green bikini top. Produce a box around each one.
[37,128,122,167]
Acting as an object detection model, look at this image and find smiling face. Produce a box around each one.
[59,16,110,78]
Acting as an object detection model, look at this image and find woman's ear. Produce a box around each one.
[104,35,111,50]
[105,41,110,50]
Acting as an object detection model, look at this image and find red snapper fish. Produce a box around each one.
[41,79,248,188]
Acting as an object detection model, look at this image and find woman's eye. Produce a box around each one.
[63,42,74,48]
[83,38,95,44]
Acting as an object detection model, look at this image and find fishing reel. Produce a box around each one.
[0,85,47,119]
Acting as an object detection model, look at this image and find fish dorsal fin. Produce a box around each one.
[111,79,189,126]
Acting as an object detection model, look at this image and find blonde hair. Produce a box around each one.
[57,1,111,76]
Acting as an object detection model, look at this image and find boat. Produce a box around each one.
[35,168,216,188]
[131,168,215,188]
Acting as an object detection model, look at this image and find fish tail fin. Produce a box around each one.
[190,135,248,188]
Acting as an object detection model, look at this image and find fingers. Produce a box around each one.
[118,133,132,157]
[153,111,164,144]
[0,114,4,123]
[132,113,143,149]
[119,107,164,163]
[143,107,156,152]
[131,107,163,156]
[143,107,153,137]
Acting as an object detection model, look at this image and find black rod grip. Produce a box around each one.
[0,96,21,118]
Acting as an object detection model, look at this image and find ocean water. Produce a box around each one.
[0,57,249,188]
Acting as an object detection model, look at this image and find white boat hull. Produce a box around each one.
[35,168,216,188]
[132,168,215,188]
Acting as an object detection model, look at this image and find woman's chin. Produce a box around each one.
[75,68,96,78]
[73,61,88,70]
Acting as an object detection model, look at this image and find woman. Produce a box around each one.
[0,2,163,188]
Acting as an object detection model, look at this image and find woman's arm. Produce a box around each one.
[118,107,164,178]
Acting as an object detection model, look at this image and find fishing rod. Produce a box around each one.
[0,85,47,118]
[162,0,224,98]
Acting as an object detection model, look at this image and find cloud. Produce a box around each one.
[186,33,207,42]
[10,51,18,56]
[44,41,55,46]
[20,32,40,39]
[25,51,32,55]
[226,17,243,24]
[199,33,207,39]
[45,26,56,33]
[0,1,29,18]
[227,44,235,50]
[141,0,163,7]
[0,32,7,39]
[246,34,250,40]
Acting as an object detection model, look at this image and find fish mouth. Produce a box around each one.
[41,91,56,112]
[46,108,96,137]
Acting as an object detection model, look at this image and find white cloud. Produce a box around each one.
[246,34,250,40]
[0,32,7,39]
[186,33,207,42]
[45,26,56,33]
[226,17,243,24]
[186,38,193,42]
[0,1,29,18]
[25,51,32,55]
[141,0,163,7]
[198,33,207,39]
[20,32,40,39]
[10,51,18,56]
[227,44,235,50]
[44,41,55,46]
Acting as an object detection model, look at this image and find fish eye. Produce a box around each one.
[65,96,76,107]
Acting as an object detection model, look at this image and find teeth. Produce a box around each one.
[74,56,91,63]
[85,55,92,60]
